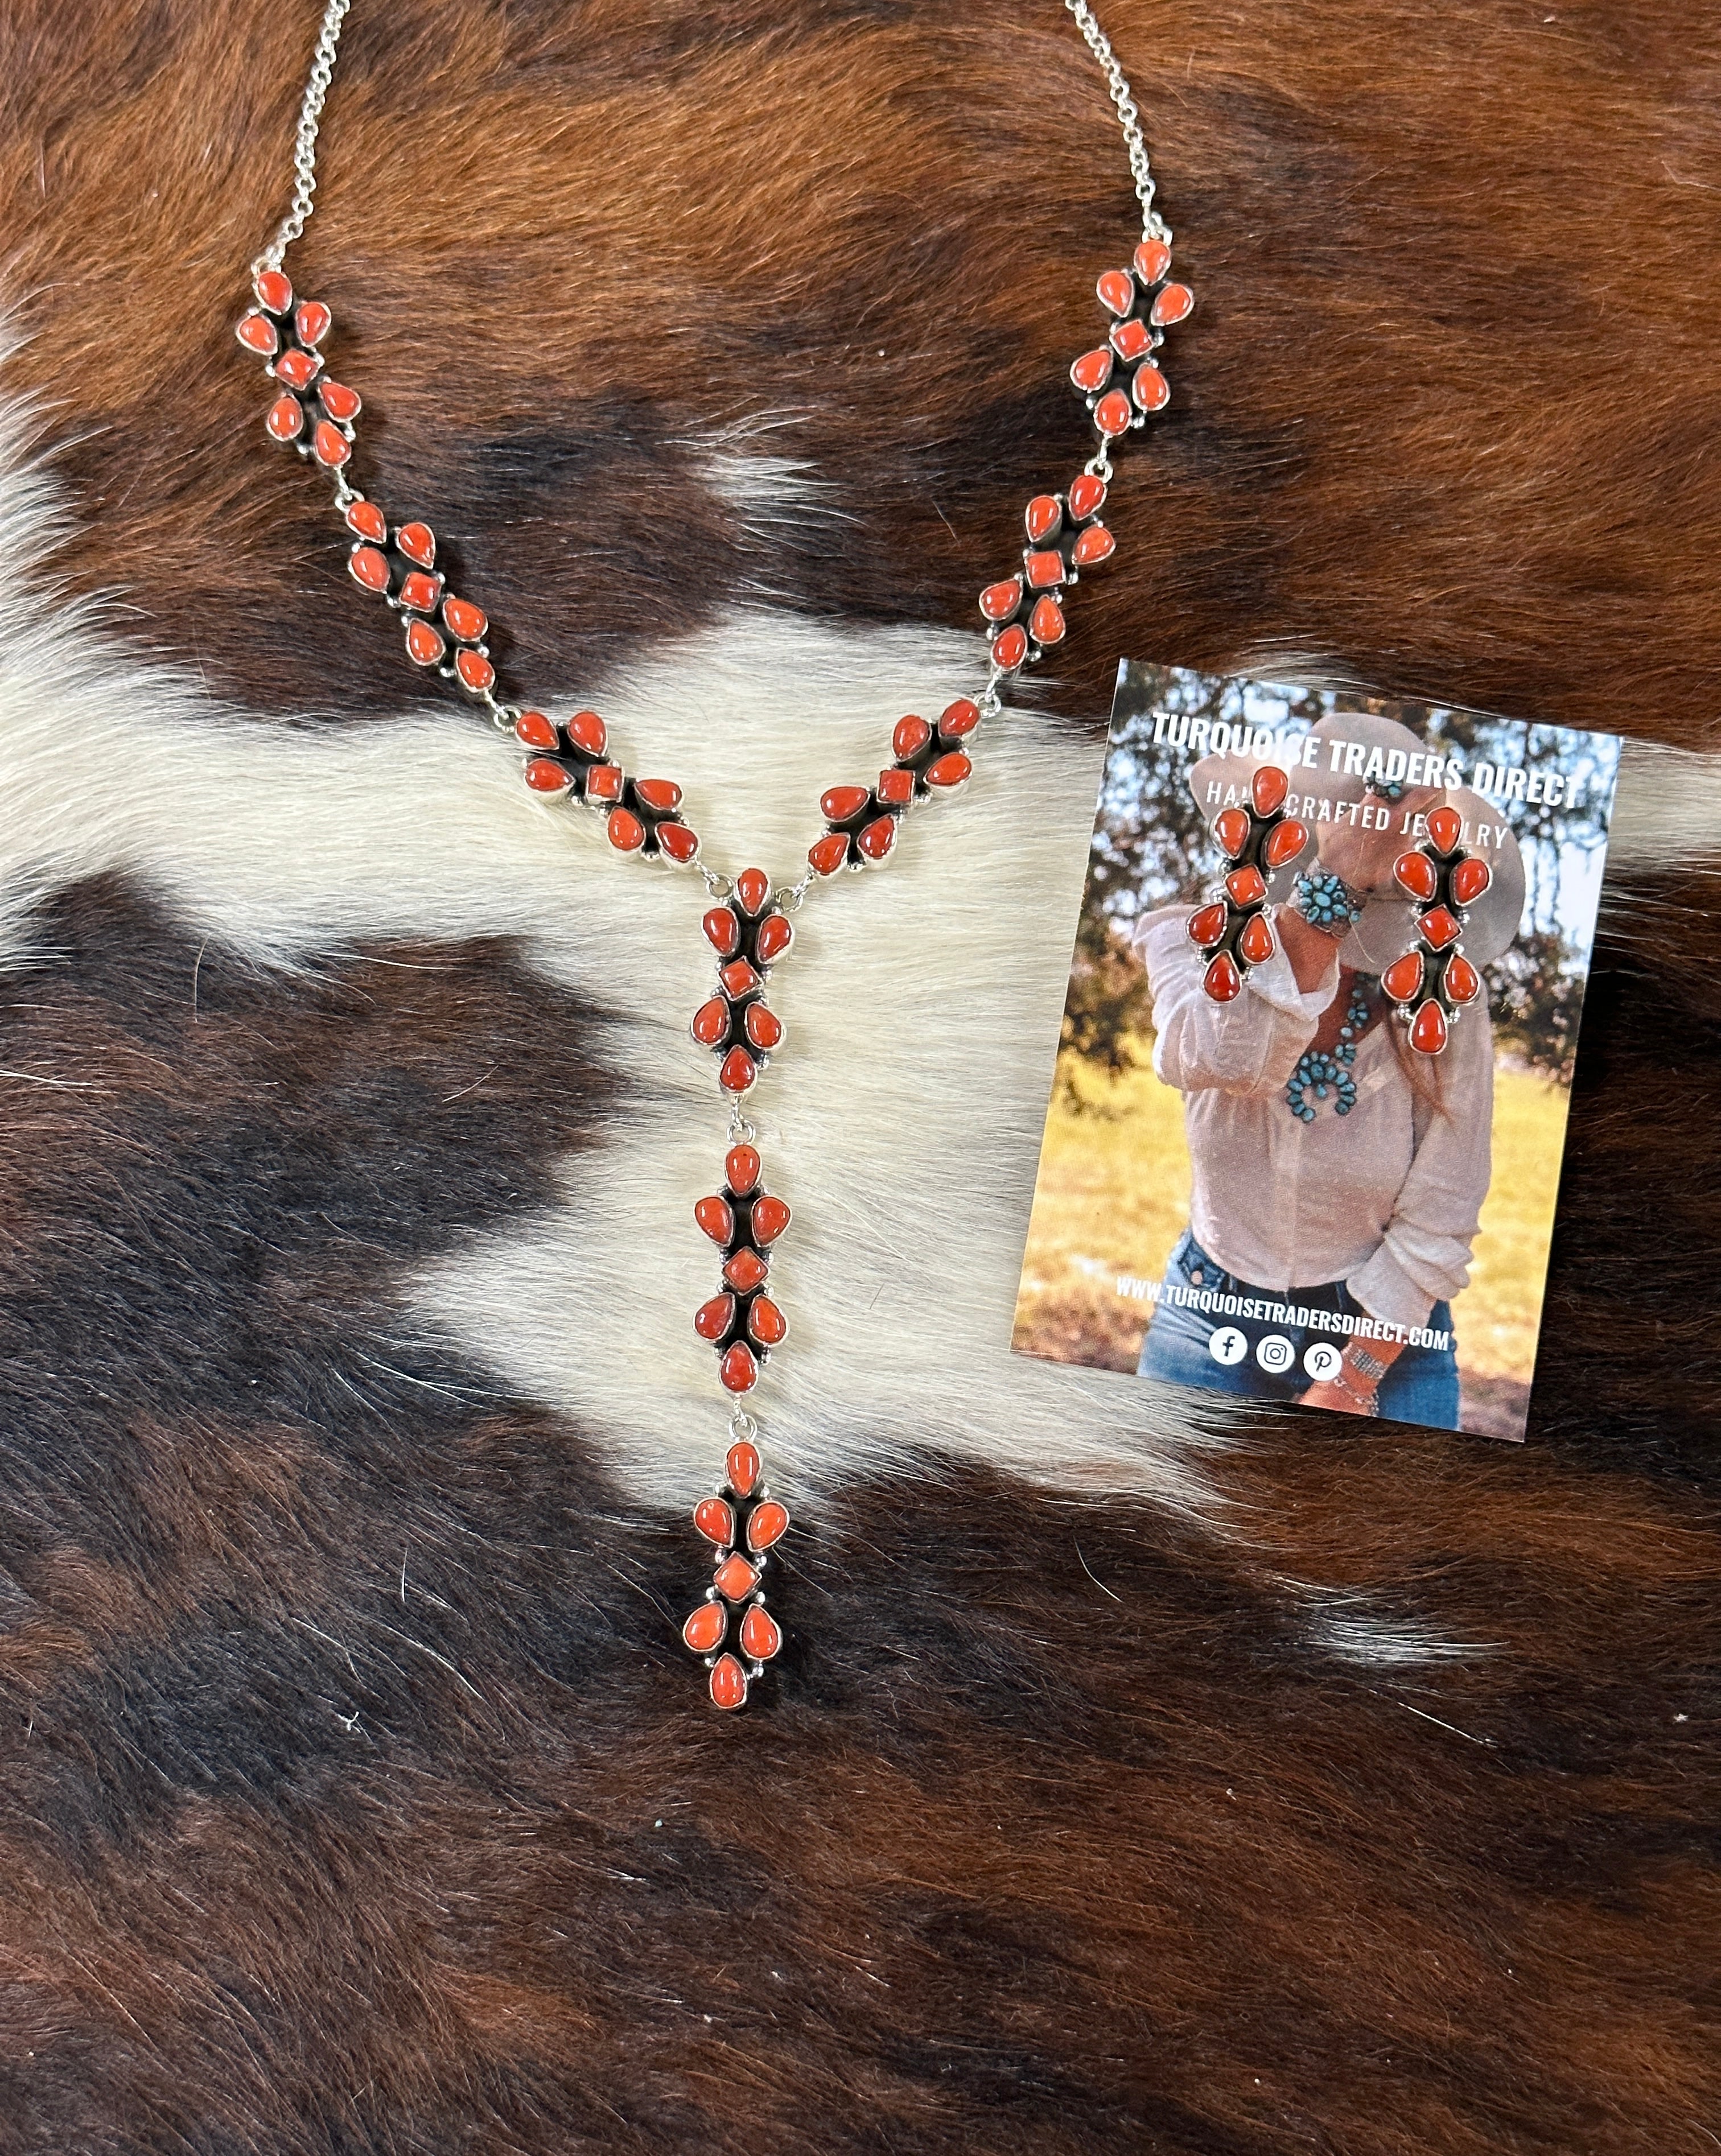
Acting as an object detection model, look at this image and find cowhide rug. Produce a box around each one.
[1,1,1717,2148]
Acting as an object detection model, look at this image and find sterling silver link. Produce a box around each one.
[253,0,353,277]
[1063,0,1167,240]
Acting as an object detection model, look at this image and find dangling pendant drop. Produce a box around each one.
[682,1427,789,1710]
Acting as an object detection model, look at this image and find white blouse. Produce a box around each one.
[1135,908,1493,1330]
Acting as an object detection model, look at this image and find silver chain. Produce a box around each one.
[1063,0,1167,240]
[257,1,1162,270]
[252,0,353,277]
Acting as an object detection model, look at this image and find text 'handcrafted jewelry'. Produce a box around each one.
[1186,765,1311,1000]
[236,0,1189,1706]
[1381,806,1490,1055]
[1285,978,1375,1121]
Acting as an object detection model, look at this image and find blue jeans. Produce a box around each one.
[1137,1229,1460,1429]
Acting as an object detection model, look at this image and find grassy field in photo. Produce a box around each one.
[1011,1040,1570,1437]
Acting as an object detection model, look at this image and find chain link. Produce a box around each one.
[252,0,353,277]
[1063,0,1167,240]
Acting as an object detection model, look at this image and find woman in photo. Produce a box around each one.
[1134,714,1522,1422]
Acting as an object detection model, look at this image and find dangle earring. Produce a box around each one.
[1187,766,1311,1000]
[1381,805,1490,1054]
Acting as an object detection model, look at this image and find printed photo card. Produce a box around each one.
[1012,662,1622,1440]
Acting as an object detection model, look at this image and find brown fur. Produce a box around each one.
[0,3,1718,2151]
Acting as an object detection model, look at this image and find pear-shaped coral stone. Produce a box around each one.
[723,1249,769,1293]
[566,709,607,757]
[254,268,294,315]
[1238,913,1276,967]
[1131,366,1170,412]
[755,914,793,963]
[739,1604,781,1662]
[748,1296,787,1347]
[1215,807,1251,858]
[751,1194,792,1246]
[992,625,1030,670]
[635,777,682,813]
[1410,999,1450,1055]
[857,815,897,861]
[318,381,361,423]
[657,822,698,863]
[312,421,351,468]
[691,998,728,1046]
[1450,856,1492,905]
[744,1004,783,1052]
[404,619,445,665]
[926,753,971,790]
[726,1440,761,1495]
[348,545,390,592]
[979,579,1024,624]
[1072,525,1115,567]
[1393,851,1439,902]
[893,715,932,760]
[515,711,558,751]
[1251,765,1289,818]
[695,1196,734,1246]
[709,1654,748,1709]
[747,1501,790,1552]
[703,906,740,955]
[1225,865,1267,908]
[694,1498,735,1545]
[1068,473,1107,520]
[1093,390,1134,437]
[1150,282,1194,325]
[1186,902,1228,949]
[1134,237,1172,283]
[456,650,497,694]
[735,867,771,916]
[294,299,332,346]
[1382,951,1424,1003]
[714,1553,760,1600]
[443,596,487,642]
[1426,806,1463,855]
[1070,347,1114,394]
[1028,596,1065,646]
[1204,953,1244,1002]
[1096,269,1136,315]
[682,1601,726,1654]
[395,522,435,568]
[344,499,388,542]
[1026,495,1063,542]
[606,807,647,852]
[1418,906,1462,950]
[237,311,279,355]
[523,758,571,795]
[719,1341,759,1393]
[808,831,850,876]
[724,1144,761,1195]
[820,785,870,823]
[694,1294,735,1343]
[1263,817,1310,869]
[940,698,982,739]
[719,1047,757,1093]
[1442,953,1482,1004]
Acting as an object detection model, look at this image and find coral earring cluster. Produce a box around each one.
[1187,764,1310,999]
[1382,805,1490,1054]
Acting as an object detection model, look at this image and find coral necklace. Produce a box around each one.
[237,0,1192,1708]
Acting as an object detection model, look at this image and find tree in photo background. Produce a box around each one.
[1060,665,1615,1098]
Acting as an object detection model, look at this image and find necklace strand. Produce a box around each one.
[239,0,1189,1709]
